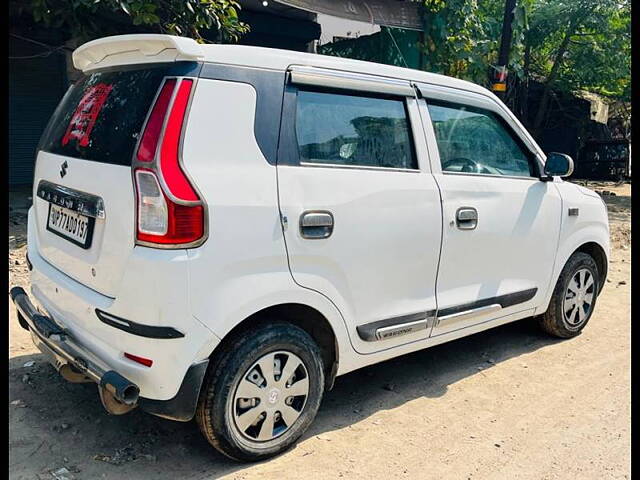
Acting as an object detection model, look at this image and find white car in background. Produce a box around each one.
[11,34,609,462]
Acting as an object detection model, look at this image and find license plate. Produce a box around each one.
[46,203,95,249]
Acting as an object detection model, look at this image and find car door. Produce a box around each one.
[277,67,442,354]
[416,84,563,336]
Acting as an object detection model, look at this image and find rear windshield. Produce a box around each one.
[39,66,170,166]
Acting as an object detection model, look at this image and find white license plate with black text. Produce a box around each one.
[47,204,93,248]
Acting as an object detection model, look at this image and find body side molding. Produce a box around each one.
[356,288,537,342]
[356,311,436,342]
[437,288,538,318]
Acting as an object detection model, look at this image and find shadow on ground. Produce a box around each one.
[9,317,563,479]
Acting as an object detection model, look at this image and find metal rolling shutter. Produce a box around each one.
[9,35,67,186]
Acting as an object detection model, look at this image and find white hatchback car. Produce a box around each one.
[11,34,610,461]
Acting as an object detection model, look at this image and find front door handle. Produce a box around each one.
[456,207,478,230]
[300,211,334,239]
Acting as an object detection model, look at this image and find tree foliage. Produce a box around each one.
[419,0,491,80]
[416,0,630,103]
[527,0,631,100]
[11,0,249,43]
[418,0,531,82]
[524,0,631,131]
[416,0,630,134]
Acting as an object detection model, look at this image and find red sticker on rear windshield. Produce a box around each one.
[61,83,113,147]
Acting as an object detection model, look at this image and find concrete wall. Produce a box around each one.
[317,13,380,46]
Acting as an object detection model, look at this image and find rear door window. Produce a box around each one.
[39,66,170,166]
[295,90,417,170]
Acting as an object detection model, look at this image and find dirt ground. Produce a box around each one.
[8,182,630,480]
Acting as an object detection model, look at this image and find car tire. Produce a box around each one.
[539,252,600,338]
[195,322,325,462]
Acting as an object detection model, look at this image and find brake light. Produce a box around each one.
[159,80,199,201]
[136,79,175,163]
[133,78,206,247]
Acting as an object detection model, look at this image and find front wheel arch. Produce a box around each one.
[538,251,600,338]
[537,238,608,317]
[574,242,608,294]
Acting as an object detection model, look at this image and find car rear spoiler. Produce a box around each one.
[73,34,204,72]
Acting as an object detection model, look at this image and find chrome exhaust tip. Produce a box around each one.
[100,370,140,405]
[98,371,140,415]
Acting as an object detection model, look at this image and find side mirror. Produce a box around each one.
[543,152,574,178]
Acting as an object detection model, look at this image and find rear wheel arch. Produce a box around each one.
[207,303,339,391]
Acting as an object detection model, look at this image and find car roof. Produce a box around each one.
[198,43,490,96]
[73,34,492,98]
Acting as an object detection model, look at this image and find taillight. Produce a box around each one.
[159,80,199,202]
[135,170,168,236]
[136,79,175,163]
[133,78,206,248]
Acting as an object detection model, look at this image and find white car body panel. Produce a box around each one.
[429,173,562,336]
[277,165,442,354]
[536,180,610,313]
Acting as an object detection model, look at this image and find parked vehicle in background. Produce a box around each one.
[10,34,609,462]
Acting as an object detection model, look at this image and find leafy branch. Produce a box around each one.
[11,0,249,43]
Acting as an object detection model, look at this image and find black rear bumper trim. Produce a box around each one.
[95,309,185,339]
[138,359,209,422]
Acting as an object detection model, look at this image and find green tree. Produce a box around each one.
[525,0,631,132]
[11,0,249,43]
[419,0,491,80]
[416,0,630,132]
[417,0,531,84]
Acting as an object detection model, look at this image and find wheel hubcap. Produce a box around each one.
[232,351,309,442]
[267,388,280,404]
[563,268,595,326]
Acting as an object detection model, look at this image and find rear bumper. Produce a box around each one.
[10,286,209,421]
[24,204,219,401]
[11,286,140,405]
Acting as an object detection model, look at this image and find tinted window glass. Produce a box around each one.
[427,101,534,177]
[39,67,169,166]
[295,90,416,169]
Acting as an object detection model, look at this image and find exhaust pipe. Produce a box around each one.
[100,370,140,405]
[99,371,140,415]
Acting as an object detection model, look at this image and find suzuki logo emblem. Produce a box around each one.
[60,161,68,178]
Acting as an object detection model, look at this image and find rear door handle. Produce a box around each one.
[300,211,334,239]
[456,207,477,230]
